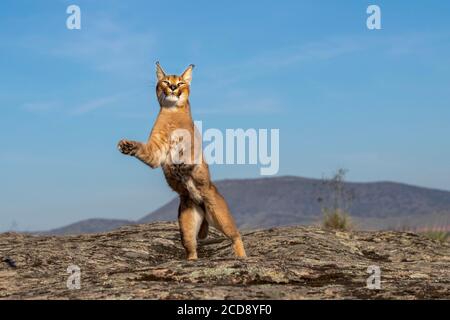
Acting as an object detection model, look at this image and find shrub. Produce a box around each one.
[322,208,352,231]
[422,231,449,243]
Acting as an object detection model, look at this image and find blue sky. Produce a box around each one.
[1,0,450,231]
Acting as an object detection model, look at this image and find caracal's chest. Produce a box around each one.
[153,111,203,202]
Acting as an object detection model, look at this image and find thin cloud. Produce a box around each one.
[19,18,156,77]
[69,91,132,115]
[112,111,153,120]
[247,37,362,69]
[22,101,61,113]
[20,92,138,116]
[200,36,364,87]
[202,32,448,88]
[195,98,283,116]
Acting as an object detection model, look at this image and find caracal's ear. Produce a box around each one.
[156,61,166,81]
[181,64,195,85]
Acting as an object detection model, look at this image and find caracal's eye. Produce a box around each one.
[162,80,170,85]
[177,82,185,87]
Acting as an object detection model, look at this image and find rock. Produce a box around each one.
[2,257,17,269]
[0,222,449,299]
[409,273,430,279]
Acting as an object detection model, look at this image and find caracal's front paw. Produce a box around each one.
[117,139,139,156]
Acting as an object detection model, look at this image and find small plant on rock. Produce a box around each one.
[318,169,354,231]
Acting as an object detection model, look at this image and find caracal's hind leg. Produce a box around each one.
[197,206,209,240]
[203,186,247,258]
[178,196,205,260]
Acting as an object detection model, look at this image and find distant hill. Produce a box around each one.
[37,176,450,235]
[39,219,135,235]
[140,176,450,230]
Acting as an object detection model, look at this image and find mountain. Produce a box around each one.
[2,222,449,299]
[37,176,450,235]
[39,218,135,235]
[140,176,450,230]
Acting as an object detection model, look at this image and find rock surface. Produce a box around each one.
[1,222,449,299]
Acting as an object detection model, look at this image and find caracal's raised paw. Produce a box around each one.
[117,139,139,156]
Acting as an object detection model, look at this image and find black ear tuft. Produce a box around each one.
[156,61,166,80]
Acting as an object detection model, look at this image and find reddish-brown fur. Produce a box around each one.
[118,62,246,260]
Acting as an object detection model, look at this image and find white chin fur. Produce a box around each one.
[162,95,179,107]
[165,95,178,102]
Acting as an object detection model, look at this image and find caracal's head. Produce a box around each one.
[155,62,194,109]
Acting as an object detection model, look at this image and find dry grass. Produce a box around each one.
[322,208,352,231]
[421,231,449,243]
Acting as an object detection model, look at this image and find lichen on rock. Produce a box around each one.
[0,222,449,299]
